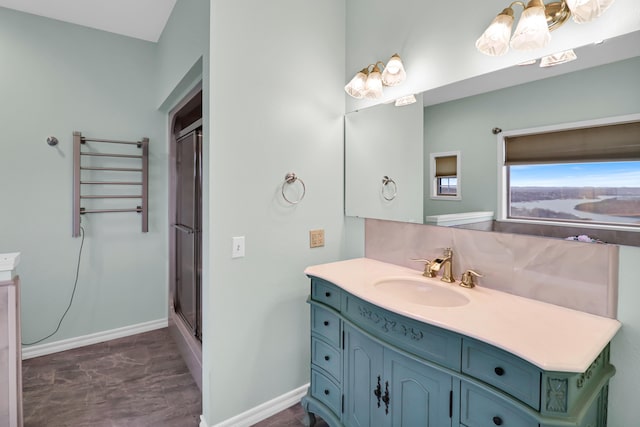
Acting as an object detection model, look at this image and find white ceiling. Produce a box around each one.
[0,0,177,42]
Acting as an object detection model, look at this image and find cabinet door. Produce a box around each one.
[385,349,453,427]
[344,325,384,427]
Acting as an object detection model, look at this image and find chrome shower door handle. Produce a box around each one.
[172,224,195,235]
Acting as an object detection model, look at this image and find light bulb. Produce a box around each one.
[566,0,615,23]
[381,54,406,86]
[476,8,515,56]
[364,65,383,99]
[510,0,551,51]
[344,68,368,99]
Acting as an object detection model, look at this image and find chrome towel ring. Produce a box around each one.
[282,172,306,204]
[381,176,397,201]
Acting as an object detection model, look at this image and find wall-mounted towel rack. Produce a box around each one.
[72,131,149,237]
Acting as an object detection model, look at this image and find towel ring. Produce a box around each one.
[381,176,397,201]
[282,172,306,205]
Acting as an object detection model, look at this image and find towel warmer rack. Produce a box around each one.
[72,131,149,237]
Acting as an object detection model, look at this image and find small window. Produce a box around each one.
[501,118,640,228]
[431,151,461,200]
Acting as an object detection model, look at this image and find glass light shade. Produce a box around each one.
[344,69,368,99]
[510,4,551,51]
[540,49,577,67]
[381,54,406,86]
[394,94,416,107]
[566,0,615,23]
[364,67,383,99]
[475,12,515,56]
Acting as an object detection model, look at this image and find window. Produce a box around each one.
[501,117,640,229]
[431,151,461,200]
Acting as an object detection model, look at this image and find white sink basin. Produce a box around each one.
[373,277,470,307]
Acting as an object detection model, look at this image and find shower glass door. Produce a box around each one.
[174,128,202,341]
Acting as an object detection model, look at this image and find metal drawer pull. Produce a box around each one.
[323,321,329,326]
[324,389,330,395]
[324,355,330,361]
[493,416,503,425]
[382,381,390,414]
[325,291,331,297]
[494,366,505,376]
[374,376,382,407]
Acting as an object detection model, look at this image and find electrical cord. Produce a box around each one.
[22,226,85,346]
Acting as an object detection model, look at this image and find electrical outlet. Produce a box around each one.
[309,229,325,248]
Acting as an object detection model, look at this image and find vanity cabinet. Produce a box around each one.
[302,277,615,427]
[344,324,453,427]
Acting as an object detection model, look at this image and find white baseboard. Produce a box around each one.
[21,318,168,359]
[201,384,308,427]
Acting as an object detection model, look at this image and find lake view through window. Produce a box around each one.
[509,161,640,226]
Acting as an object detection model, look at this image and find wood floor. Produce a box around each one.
[21,328,326,426]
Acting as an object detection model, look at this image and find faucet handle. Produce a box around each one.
[410,258,436,278]
[460,269,482,288]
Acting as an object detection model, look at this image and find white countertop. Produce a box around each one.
[304,257,621,373]
[0,252,20,281]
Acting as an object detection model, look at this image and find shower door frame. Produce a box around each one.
[168,85,203,343]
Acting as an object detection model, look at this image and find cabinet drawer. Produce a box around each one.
[311,369,342,417]
[311,305,341,347]
[312,337,342,382]
[311,278,341,311]
[461,382,539,427]
[462,339,541,409]
[343,294,462,370]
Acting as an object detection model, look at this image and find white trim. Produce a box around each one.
[21,318,168,360]
[205,384,309,427]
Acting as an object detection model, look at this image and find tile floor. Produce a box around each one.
[22,328,201,427]
[22,328,326,426]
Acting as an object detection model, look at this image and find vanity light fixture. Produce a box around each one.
[476,0,615,56]
[344,54,407,99]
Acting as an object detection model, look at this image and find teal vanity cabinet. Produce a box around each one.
[301,275,616,427]
[344,324,454,427]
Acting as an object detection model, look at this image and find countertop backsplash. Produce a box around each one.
[365,219,618,318]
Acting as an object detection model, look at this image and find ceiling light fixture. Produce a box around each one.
[539,48,577,66]
[345,54,407,99]
[395,94,417,107]
[476,0,615,56]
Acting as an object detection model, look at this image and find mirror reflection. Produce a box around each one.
[345,32,640,244]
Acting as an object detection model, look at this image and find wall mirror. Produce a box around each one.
[344,31,640,245]
[345,95,423,223]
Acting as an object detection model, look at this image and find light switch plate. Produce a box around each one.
[232,236,245,258]
[309,229,325,248]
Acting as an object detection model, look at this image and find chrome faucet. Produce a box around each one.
[429,248,455,283]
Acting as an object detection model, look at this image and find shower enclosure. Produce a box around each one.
[174,125,202,341]
[169,88,202,388]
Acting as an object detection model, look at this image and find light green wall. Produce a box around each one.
[424,56,640,217]
[0,8,166,343]
[156,0,209,111]
[610,245,640,426]
[206,0,347,423]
